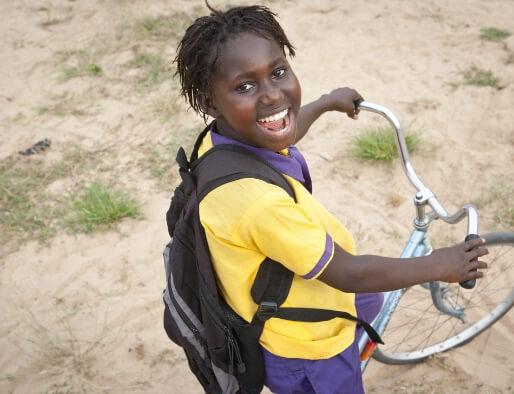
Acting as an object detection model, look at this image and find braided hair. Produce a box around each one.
[175,2,295,119]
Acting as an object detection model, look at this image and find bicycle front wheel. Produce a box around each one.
[373,231,514,364]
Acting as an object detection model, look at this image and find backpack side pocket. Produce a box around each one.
[163,217,222,393]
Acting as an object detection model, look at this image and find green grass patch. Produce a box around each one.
[64,63,102,79]
[480,27,510,41]
[352,127,420,163]
[71,182,140,233]
[134,13,193,41]
[60,50,103,80]
[0,149,96,249]
[462,66,501,88]
[127,52,172,88]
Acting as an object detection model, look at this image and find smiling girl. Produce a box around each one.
[172,3,488,393]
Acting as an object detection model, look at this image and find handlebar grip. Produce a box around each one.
[459,234,478,289]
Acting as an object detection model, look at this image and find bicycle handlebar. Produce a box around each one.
[357,101,479,288]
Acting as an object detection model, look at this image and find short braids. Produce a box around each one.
[174,3,295,119]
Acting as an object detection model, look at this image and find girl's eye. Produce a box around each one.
[272,68,287,79]
[236,82,254,93]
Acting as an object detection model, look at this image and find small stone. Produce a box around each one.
[319,152,333,161]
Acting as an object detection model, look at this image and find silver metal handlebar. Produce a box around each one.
[357,101,479,235]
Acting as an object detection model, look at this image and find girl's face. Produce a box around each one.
[208,32,301,151]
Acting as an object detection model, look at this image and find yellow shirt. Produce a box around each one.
[198,132,357,359]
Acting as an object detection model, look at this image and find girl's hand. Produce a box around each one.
[431,237,489,283]
[326,87,363,119]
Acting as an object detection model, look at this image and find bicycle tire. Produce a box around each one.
[373,231,514,365]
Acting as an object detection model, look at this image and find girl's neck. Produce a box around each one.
[213,119,263,150]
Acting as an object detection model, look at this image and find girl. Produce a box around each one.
[174,4,488,393]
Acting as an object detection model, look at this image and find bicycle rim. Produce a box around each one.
[373,231,514,364]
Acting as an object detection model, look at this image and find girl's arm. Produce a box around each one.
[295,87,363,143]
[318,238,489,293]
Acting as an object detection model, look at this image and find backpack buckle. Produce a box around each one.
[257,301,277,321]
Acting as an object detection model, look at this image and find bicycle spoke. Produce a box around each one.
[394,294,432,310]
[406,313,445,351]
[388,301,440,352]
[461,255,511,315]
[375,235,513,363]
[385,311,443,332]
[385,313,456,351]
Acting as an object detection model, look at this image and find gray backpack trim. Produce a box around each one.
[164,244,205,334]
[212,362,239,394]
[164,244,241,393]
[163,245,206,357]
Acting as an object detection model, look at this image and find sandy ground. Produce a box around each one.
[1,0,513,392]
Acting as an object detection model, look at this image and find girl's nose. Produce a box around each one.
[260,82,283,106]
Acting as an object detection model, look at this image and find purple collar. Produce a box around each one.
[210,126,312,193]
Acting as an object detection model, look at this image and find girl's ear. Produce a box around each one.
[199,94,220,118]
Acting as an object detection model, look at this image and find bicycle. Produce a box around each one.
[355,101,514,370]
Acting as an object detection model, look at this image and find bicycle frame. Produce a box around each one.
[354,102,480,371]
[358,229,429,371]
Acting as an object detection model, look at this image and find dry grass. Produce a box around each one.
[473,182,514,229]
[133,12,193,41]
[0,147,140,252]
[138,143,179,183]
[462,66,501,88]
[6,306,146,392]
[136,124,200,189]
[387,192,404,208]
[58,50,104,80]
[36,93,89,117]
[15,309,97,383]
[151,94,185,123]
[0,149,95,248]
[126,52,173,88]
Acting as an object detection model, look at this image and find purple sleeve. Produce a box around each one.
[302,234,334,279]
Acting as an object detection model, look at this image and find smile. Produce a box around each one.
[258,109,288,123]
[257,108,290,134]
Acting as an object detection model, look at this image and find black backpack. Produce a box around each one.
[162,123,382,394]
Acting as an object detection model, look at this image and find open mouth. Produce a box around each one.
[257,108,290,134]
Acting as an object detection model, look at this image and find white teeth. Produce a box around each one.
[258,109,288,123]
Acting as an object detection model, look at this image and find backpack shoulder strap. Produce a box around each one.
[250,258,383,344]
[189,121,215,164]
[189,139,383,345]
[192,144,296,203]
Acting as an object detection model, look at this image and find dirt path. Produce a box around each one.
[1,0,512,392]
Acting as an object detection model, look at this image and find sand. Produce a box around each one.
[1,0,513,392]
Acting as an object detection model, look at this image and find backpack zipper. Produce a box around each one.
[199,284,246,374]
[227,331,246,374]
[172,213,246,374]
[168,236,202,342]
[171,229,205,344]
[167,279,206,348]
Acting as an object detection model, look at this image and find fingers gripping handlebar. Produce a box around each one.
[460,234,479,289]
[356,101,479,289]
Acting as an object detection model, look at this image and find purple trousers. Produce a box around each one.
[263,292,384,394]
